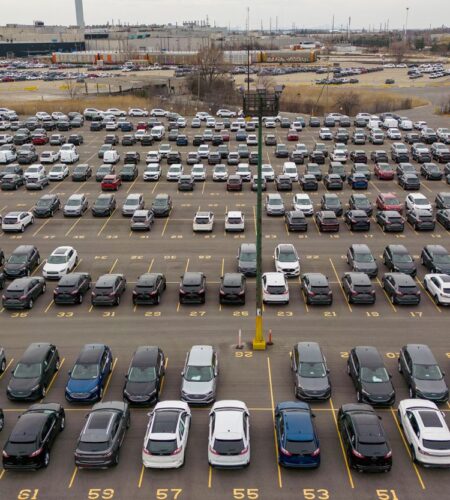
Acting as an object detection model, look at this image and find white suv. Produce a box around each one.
[193,211,214,232]
[2,211,34,233]
[424,274,450,306]
[208,400,250,468]
[225,211,245,232]
[142,401,191,469]
[274,244,300,277]
[405,193,432,212]
[398,399,450,467]
[292,193,314,215]
[262,272,289,304]
[43,246,78,279]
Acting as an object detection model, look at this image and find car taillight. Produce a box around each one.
[171,447,182,455]
[209,446,220,455]
[239,446,249,455]
[219,290,225,295]
[371,290,376,295]
[280,446,292,456]
[1,295,6,300]
[352,448,365,459]
[416,291,421,296]
[29,447,43,458]
[328,291,333,295]
[238,290,245,295]
[384,450,392,459]
[132,291,137,295]
[91,292,96,297]
[351,291,358,296]
[142,447,151,456]
[198,288,205,294]
[311,447,320,457]
[149,291,157,295]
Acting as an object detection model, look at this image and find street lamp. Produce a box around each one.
[241,84,284,350]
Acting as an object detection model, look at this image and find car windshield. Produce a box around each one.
[393,253,412,263]
[240,252,256,262]
[74,167,86,173]
[413,364,443,381]
[8,254,28,264]
[47,255,68,264]
[296,199,310,205]
[185,365,213,382]
[360,366,390,383]
[299,362,327,378]
[270,199,283,206]
[153,199,167,206]
[414,199,429,205]
[13,363,41,379]
[66,199,81,206]
[71,363,99,380]
[126,199,139,206]
[36,199,51,207]
[387,197,400,204]
[95,198,111,206]
[213,439,245,455]
[433,254,450,264]
[355,252,374,263]
[278,251,297,262]
[128,366,156,383]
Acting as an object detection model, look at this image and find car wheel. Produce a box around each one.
[42,283,46,293]
[409,387,415,398]
[434,294,441,306]
[391,294,396,304]
[410,445,417,463]
[347,293,353,304]
[114,452,120,466]
[55,358,60,371]
[156,294,161,305]
[346,362,351,376]
[78,294,83,304]
[60,416,65,430]
[28,299,34,309]
[356,391,362,402]
[50,210,54,217]
[99,387,104,400]
[1,358,6,372]
[21,225,25,233]
[41,386,46,398]
[115,295,120,306]
[43,450,50,467]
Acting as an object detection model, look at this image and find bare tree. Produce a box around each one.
[389,41,408,63]
[256,74,276,91]
[335,90,361,116]
[65,78,81,100]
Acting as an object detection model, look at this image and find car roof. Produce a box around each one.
[240,243,256,251]
[264,272,286,285]
[227,211,242,217]
[283,408,314,441]
[68,194,84,200]
[345,272,372,285]
[187,345,214,366]
[354,346,383,366]
[82,410,118,442]
[12,245,35,254]
[424,245,448,255]
[95,274,122,286]
[404,344,436,364]
[58,272,89,285]
[195,211,212,217]
[296,342,324,363]
[137,273,162,285]
[212,403,247,439]
[304,273,328,285]
[386,273,416,285]
[126,193,142,200]
[21,343,53,363]
[77,344,107,364]
[11,412,48,441]
[152,408,181,434]
[132,346,159,366]
[51,246,72,256]
[223,273,243,285]
[386,244,408,253]
[182,272,204,284]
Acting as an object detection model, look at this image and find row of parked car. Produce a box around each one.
[0,341,449,470]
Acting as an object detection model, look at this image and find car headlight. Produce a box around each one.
[89,386,99,393]
[361,389,370,396]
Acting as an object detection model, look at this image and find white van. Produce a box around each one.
[103,150,120,164]
[382,118,398,129]
[151,125,165,140]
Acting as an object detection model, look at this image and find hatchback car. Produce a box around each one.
[237,243,256,276]
[91,274,126,306]
[63,194,88,217]
[208,400,250,468]
[193,211,214,232]
[65,344,113,403]
[74,401,129,468]
[275,401,320,468]
[321,194,343,216]
[338,404,392,472]
[424,274,450,306]
[292,194,313,216]
[53,272,91,305]
[285,210,308,232]
[382,273,421,305]
[376,211,405,232]
[7,343,60,401]
[122,193,144,216]
[2,403,65,470]
[142,401,191,469]
[33,194,60,218]
[151,194,172,217]
[225,211,245,232]
[133,273,166,305]
[265,193,285,216]
[72,164,92,181]
[301,273,333,305]
[376,193,403,213]
[92,193,116,217]
[181,345,218,405]
[397,399,450,467]
[2,211,33,232]
[299,174,318,191]
[347,347,395,405]
[42,246,78,280]
[3,277,46,310]
[315,211,339,233]
[398,344,448,402]
[291,342,331,400]
[219,273,246,305]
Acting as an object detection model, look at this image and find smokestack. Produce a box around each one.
[75,0,85,28]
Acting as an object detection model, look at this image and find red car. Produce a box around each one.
[32,134,49,145]
[136,122,148,130]
[287,129,299,141]
[221,131,230,142]
[374,163,395,180]
[376,192,403,213]
[101,174,122,191]
[226,175,243,191]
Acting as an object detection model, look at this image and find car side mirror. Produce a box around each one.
[442,371,446,376]
[326,369,330,374]
[181,371,184,377]
[378,415,382,420]
[68,370,71,376]
[312,413,316,418]
[125,374,128,379]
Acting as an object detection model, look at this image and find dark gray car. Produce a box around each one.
[383,244,416,276]
[237,243,257,277]
[3,245,40,279]
[346,244,378,277]
[291,342,331,400]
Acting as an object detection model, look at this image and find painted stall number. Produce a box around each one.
[233,311,249,317]
[329,234,340,239]
[235,351,253,358]
[56,312,74,318]
[156,489,182,500]
[170,235,183,239]
[11,312,28,318]
[233,235,245,239]
[144,312,162,317]
[395,234,405,238]
[446,353,450,358]
[366,311,380,317]
[87,489,114,500]
[303,489,330,500]
[189,311,206,317]
[264,234,277,239]
[140,235,150,239]
[364,234,374,238]
[164,255,177,260]
[10,235,23,239]
[297,234,308,239]
[235,203,246,207]
[323,311,337,317]
[208,203,219,207]
[180,204,191,207]
[73,235,85,239]
[306,255,319,260]
[232,489,259,500]
[198,255,211,260]
[43,235,55,239]
[431,234,442,238]
[17,490,39,500]
[385,352,399,359]
[94,256,108,260]
[340,351,349,358]
[102,312,115,318]
[277,311,293,317]
[410,311,423,318]
[204,234,216,239]
[376,490,399,500]
[130,255,144,260]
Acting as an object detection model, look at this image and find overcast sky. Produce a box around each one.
[1,0,449,30]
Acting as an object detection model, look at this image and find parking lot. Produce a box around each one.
[0,109,450,500]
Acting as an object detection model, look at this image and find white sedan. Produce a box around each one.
[208,400,250,468]
[424,274,450,306]
[397,399,450,467]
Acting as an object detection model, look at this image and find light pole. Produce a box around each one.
[242,85,284,350]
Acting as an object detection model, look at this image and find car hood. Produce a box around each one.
[44,263,68,273]
[125,380,157,396]
[354,262,378,272]
[276,261,299,270]
[66,377,99,393]
[361,381,394,398]
[415,378,448,395]
[8,376,40,393]
[181,380,213,395]
[392,261,415,272]
[297,375,330,393]
[4,262,27,272]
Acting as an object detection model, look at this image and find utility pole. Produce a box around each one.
[405,7,409,39]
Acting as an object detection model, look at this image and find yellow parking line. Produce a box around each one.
[0,205,7,213]
[160,357,168,394]
[68,466,78,488]
[252,205,257,233]
[329,398,355,489]
[138,464,145,488]
[72,258,83,272]
[202,182,206,195]
[73,181,86,194]
[267,357,283,489]
[390,408,426,490]
[329,257,352,312]
[208,465,212,488]
[32,218,51,237]
[185,258,190,273]
[151,181,159,194]
[416,278,441,313]
[109,258,119,273]
[369,181,381,193]
[161,216,170,236]
[284,223,289,236]
[126,177,138,194]
[0,469,5,480]
[65,218,81,237]
[102,357,118,399]
[147,258,154,273]
[41,358,65,402]
[44,300,54,313]
[49,179,65,194]
[97,208,116,236]
[421,183,432,194]
[31,261,44,277]
[376,278,397,313]
[0,358,14,381]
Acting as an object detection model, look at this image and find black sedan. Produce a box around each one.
[71,164,92,181]
[132,273,166,305]
[33,194,60,218]
[2,403,65,470]
[342,273,376,304]
[285,210,308,232]
[123,346,165,405]
[347,347,395,405]
[53,272,92,305]
[7,343,60,401]
[344,210,370,231]
[179,272,206,304]
[338,403,392,472]
[219,272,246,305]
[119,164,138,181]
[2,277,46,310]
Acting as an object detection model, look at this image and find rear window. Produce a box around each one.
[78,441,109,452]
[398,286,417,293]
[422,440,450,450]
[147,439,177,455]
[267,285,286,294]
[311,286,329,294]
[285,440,316,454]
[213,439,245,455]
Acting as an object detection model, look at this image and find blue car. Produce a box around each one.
[275,401,320,468]
[348,173,368,190]
[65,344,113,403]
